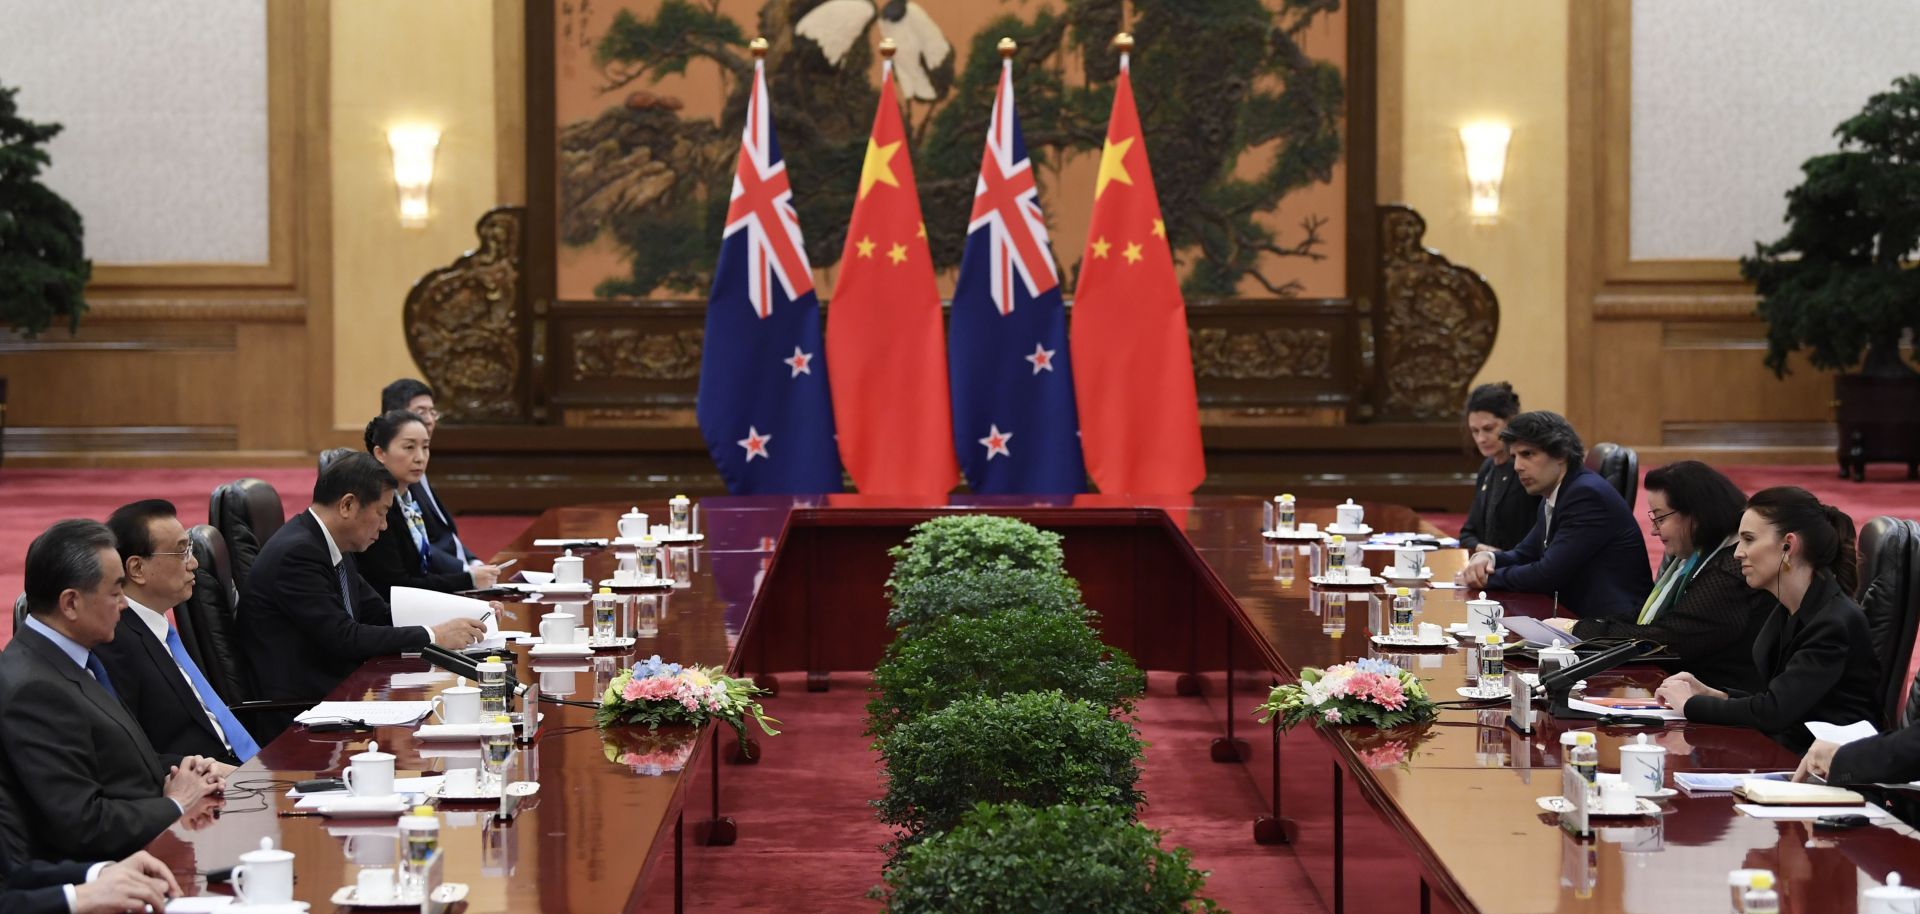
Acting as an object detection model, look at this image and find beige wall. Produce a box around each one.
[1390,0,1570,416]
[329,0,498,431]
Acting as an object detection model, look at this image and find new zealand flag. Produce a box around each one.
[947,56,1086,494]
[695,55,843,494]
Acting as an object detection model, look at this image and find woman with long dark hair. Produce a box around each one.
[1655,486,1879,750]
[1457,382,1540,552]
[1544,461,1769,691]
[358,409,501,599]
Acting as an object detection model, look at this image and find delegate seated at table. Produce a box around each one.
[1457,382,1541,553]
[357,409,500,601]
[1655,487,1880,753]
[1542,461,1768,693]
[1457,411,1652,618]
[380,378,482,571]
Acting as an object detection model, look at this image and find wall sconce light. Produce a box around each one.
[387,126,441,228]
[1458,123,1512,223]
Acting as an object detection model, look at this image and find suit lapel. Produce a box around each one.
[17,629,166,785]
[122,612,222,745]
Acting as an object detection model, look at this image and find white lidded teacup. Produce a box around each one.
[552,549,585,585]
[1619,732,1667,797]
[1335,498,1364,530]
[617,507,649,539]
[232,837,296,905]
[1864,872,1920,914]
[1465,591,1504,637]
[344,741,396,798]
[540,611,577,645]
[432,683,481,725]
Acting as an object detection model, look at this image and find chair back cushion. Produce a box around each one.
[10,594,23,635]
[317,447,357,474]
[1857,515,1919,728]
[1582,442,1639,508]
[209,479,286,596]
[181,524,253,705]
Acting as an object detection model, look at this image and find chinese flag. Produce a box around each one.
[825,59,958,494]
[1070,55,1206,494]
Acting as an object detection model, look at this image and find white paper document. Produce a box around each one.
[1806,720,1879,746]
[1566,698,1687,720]
[511,570,555,585]
[392,586,503,649]
[164,898,234,913]
[532,538,608,548]
[294,701,436,727]
[293,776,442,808]
[389,671,454,689]
[1734,803,1892,820]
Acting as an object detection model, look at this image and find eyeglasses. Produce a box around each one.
[412,407,441,421]
[1646,510,1677,527]
[145,548,193,563]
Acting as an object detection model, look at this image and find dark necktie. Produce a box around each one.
[84,652,118,700]
[337,562,356,619]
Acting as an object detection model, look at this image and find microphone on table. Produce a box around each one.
[1534,638,1666,720]
[421,643,528,696]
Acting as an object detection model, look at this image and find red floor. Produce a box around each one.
[639,672,1319,912]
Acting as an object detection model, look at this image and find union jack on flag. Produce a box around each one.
[696,51,842,495]
[723,63,814,320]
[966,65,1059,316]
[946,52,1085,494]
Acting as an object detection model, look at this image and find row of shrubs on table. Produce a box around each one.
[870,514,1223,913]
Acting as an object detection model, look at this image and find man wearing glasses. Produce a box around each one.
[94,500,257,771]
[380,378,480,571]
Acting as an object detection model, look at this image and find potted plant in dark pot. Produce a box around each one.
[1742,74,1920,482]
[0,80,93,467]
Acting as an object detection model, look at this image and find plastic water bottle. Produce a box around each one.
[669,494,692,535]
[1479,632,1505,691]
[1327,535,1348,580]
[637,536,660,579]
[1742,871,1780,913]
[1569,732,1599,786]
[478,656,508,718]
[1277,493,1297,531]
[399,804,439,896]
[1389,587,1415,639]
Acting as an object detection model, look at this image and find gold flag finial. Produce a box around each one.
[878,37,897,59]
[997,37,1017,59]
[1112,32,1134,52]
[749,37,769,59]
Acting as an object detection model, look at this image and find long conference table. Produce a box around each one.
[151,495,1920,913]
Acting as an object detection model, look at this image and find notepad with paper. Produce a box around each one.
[1732,779,1865,806]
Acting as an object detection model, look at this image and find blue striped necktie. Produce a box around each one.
[337,563,356,619]
[162,625,261,762]
[84,652,117,699]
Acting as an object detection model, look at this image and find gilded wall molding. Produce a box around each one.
[570,327,703,381]
[1189,327,1334,380]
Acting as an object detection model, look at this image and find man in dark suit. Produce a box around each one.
[94,499,258,768]
[0,736,182,914]
[382,378,479,572]
[237,454,486,732]
[1458,411,1653,619]
[0,520,226,861]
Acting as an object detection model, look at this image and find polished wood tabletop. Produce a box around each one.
[147,495,1920,914]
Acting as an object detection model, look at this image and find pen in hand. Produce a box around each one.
[497,558,517,571]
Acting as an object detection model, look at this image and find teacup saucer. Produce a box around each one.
[1641,787,1679,800]
[331,883,468,909]
[1369,634,1452,649]
[599,577,673,590]
[1309,574,1386,587]
[528,642,594,657]
[653,532,706,544]
[1325,523,1373,538]
[1263,528,1328,542]
[1379,566,1435,581]
[532,582,593,595]
[225,903,311,914]
[589,636,638,650]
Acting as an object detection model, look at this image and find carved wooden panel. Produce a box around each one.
[570,327,703,381]
[403,207,529,422]
[1376,205,1499,420]
[1190,327,1335,380]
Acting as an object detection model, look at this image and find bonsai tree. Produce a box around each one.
[0,81,89,338]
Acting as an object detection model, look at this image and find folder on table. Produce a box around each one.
[1733,779,1865,806]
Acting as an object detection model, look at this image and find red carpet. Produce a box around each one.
[639,672,1322,912]
[0,467,534,647]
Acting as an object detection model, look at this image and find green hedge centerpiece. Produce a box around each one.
[867,606,1145,735]
[1254,659,1436,732]
[880,802,1223,914]
[885,515,1066,594]
[874,690,1143,843]
[886,566,1085,637]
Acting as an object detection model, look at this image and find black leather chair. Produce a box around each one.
[317,447,357,474]
[209,478,287,598]
[177,524,305,741]
[1583,442,1639,508]
[1856,516,1920,729]
[11,593,24,634]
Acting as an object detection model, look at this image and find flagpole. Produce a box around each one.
[1112,31,1132,73]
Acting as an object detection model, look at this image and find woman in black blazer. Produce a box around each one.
[1656,486,1880,752]
[1457,382,1540,552]
[1550,461,1768,693]
[359,410,500,599]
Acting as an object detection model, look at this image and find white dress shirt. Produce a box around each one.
[61,862,111,913]
[1483,474,1564,573]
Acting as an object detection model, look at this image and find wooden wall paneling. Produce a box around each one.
[234,323,312,452]
[1588,320,1662,445]
[1563,0,1607,434]
[294,0,335,451]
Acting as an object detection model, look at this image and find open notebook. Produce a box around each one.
[1733,779,1865,806]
